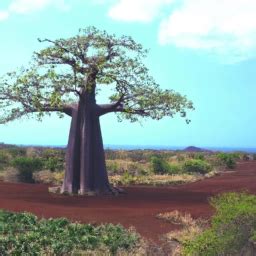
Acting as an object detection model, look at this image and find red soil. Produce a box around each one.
[0,161,256,242]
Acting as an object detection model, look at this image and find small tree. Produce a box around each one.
[0,27,194,195]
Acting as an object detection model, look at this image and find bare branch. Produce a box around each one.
[97,93,125,116]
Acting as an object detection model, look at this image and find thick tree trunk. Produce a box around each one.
[61,93,115,195]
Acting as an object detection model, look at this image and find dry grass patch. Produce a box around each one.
[157,210,197,227]
[110,174,200,186]
[33,170,64,185]
[0,170,6,181]
[156,211,208,255]
[2,167,20,183]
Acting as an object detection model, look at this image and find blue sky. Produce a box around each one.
[0,0,256,148]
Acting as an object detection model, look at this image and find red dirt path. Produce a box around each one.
[0,161,256,242]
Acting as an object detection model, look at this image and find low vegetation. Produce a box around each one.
[216,152,240,169]
[0,210,140,255]
[182,159,212,174]
[110,174,200,186]
[155,192,256,255]
[0,144,252,186]
[12,157,44,183]
[0,145,255,255]
[182,192,256,255]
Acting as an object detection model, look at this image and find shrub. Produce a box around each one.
[167,163,183,174]
[183,192,256,256]
[44,157,64,172]
[150,156,170,174]
[41,149,65,172]
[0,150,10,170]
[106,160,148,176]
[193,153,205,160]
[128,162,149,175]
[127,150,146,162]
[106,160,119,174]
[217,153,238,169]
[0,210,139,255]
[182,159,212,174]
[253,154,256,160]
[12,157,44,183]
[8,147,26,158]
[120,171,134,185]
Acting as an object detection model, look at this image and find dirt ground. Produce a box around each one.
[0,161,256,243]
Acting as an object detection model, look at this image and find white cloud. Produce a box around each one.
[0,11,9,21]
[158,0,256,62]
[100,0,256,62]
[0,0,70,20]
[108,0,176,22]
[9,0,52,14]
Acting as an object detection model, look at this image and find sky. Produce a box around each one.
[0,0,256,149]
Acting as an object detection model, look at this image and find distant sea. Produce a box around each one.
[104,145,256,153]
[10,143,256,153]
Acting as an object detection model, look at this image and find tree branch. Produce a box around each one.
[97,94,124,116]
[41,105,74,117]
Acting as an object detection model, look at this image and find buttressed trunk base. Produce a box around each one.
[61,98,122,195]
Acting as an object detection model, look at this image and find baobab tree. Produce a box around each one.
[0,27,194,195]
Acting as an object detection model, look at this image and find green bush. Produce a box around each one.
[0,210,139,255]
[150,156,170,174]
[182,159,212,174]
[120,171,134,185]
[44,157,64,172]
[193,153,205,160]
[8,147,26,158]
[41,149,64,172]
[12,157,44,183]
[167,163,183,174]
[183,192,256,256]
[217,153,238,169]
[106,161,119,174]
[253,154,256,160]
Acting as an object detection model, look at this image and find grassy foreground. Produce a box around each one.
[0,210,139,255]
[157,192,256,255]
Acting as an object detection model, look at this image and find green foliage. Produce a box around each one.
[106,161,119,174]
[8,147,26,158]
[120,171,134,185]
[44,157,63,172]
[168,163,183,174]
[105,149,176,162]
[150,157,182,175]
[182,159,212,174]
[253,154,256,160]
[150,156,170,174]
[183,192,256,256]
[0,151,9,170]
[12,157,44,182]
[193,153,205,160]
[0,210,139,255]
[41,148,64,171]
[0,26,193,124]
[217,153,238,169]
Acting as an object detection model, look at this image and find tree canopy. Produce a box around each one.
[0,26,194,124]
